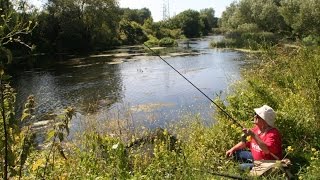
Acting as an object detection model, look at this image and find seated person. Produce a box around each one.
[226,105,282,170]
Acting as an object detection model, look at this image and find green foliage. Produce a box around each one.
[158,37,177,47]
[144,35,159,47]
[3,1,218,55]
[171,9,201,38]
[220,0,320,41]
[0,5,36,64]
[220,0,286,33]
[0,79,36,179]
[121,7,152,25]
[119,20,148,45]
[298,148,320,179]
[199,8,217,35]
[32,0,120,53]
[280,0,320,37]
[237,23,260,33]
[302,35,320,46]
[23,107,76,179]
[211,31,278,50]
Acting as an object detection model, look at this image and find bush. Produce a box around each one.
[144,35,159,47]
[237,23,260,33]
[159,37,177,47]
[210,38,238,48]
[302,35,320,46]
[215,30,279,50]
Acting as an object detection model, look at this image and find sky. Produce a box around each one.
[30,0,235,22]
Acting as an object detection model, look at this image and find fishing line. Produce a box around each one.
[143,43,244,129]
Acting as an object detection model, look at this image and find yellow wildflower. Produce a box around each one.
[286,146,294,153]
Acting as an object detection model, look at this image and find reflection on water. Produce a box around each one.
[12,36,244,127]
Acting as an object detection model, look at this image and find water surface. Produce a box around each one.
[12,36,244,127]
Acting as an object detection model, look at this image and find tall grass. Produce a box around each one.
[211,30,280,50]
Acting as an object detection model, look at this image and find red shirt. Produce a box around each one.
[246,125,282,160]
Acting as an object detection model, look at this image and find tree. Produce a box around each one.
[35,0,120,53]
[171,9,201,38]
[120,8,152,25]
[119,20,147,44]
[199,8,217,35]
[219,2,239,29]
[280,0,320,37]
[220,0,287,33]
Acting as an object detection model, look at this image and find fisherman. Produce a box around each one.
[226,105,282,170]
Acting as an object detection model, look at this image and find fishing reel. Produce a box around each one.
[241,133,248,142]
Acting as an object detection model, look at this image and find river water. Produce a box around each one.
[12,36,245,128]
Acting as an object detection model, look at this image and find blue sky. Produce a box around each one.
[31,0,235,21]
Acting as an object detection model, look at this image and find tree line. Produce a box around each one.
[1,0,217,59]
[219,0,320,44]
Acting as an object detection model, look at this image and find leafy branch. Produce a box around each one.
[42,107,75,178]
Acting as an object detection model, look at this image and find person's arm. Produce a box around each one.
[245,129,270,154]
[226,141,246,157]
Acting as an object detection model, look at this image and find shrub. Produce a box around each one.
[237,23,260,33]
[159,37,177,47]
[302,35,320,46]
[144,35,159,47]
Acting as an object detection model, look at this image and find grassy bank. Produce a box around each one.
[2,45,320,179]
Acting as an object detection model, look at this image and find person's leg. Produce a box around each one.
[234,150,253,163]
[239,163,254,171]
[233,150,254,170]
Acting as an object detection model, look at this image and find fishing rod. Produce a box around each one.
[143,43,244,129]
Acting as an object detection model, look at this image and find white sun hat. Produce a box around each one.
[254,105,276,127]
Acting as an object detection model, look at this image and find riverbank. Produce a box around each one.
[7,38,320,179]
[26,45,319,179]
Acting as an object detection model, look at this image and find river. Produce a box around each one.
[12,36,245,129]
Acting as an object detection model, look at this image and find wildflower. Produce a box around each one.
[310,157,318,161]
[231,124,237,129]
[311,148,317,152]
[286,146,294,153]
[112,142,119,149]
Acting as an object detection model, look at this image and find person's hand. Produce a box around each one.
[243,128,254,137]
[226,149,234,157]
